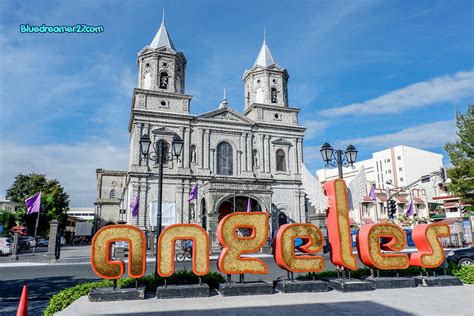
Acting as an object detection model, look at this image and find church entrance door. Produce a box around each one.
[217,196,261,222]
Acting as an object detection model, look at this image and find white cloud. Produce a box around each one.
[342,120,456,149]
[301,120,327,140]
[320,70,474,117]
[0,141,128,207]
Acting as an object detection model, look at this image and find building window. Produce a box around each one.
[276,149,286,172]
[157,140,170,164]
[397,156,401,160]
[109,189,116,198]
[387,158,390,163]
[271,87,278,103]
[400,177,404,182]
[399,167,402,171]
[216,142,233,175]
[159,72,168,89]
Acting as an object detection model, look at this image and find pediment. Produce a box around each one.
[271,138,292,146]
[198,108,254,125]
[151,126,177,136]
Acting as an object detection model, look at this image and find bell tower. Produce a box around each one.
[243,35,289,108]
[137,13,186,94]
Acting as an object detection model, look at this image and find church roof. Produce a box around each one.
[150,13,175,50]
[254,37,277,68]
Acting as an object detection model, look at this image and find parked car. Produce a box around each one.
[0,237,14,255]
[20,236,36,248]
[446,247,474,266]
[17,237,30,251]
[37,238,49,247]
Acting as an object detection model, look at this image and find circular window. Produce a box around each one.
[162,62,168,67]
[145,63,150,68]
[257,79,261,84]
[160,100,167,106]
[274,113,280,119]
[273,79,276,83]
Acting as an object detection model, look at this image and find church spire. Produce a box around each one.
[254,31,276,68]
[150,10,175,50]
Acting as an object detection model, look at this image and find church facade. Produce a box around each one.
[95,18,311,250]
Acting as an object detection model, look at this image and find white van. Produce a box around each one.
[0,237,13,255]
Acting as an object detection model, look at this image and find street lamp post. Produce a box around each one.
[139,133,184,276]
[320,143,358,179]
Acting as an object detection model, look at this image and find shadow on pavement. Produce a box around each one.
[106,301,414,316]
[0,276,95,301]
[0,300,49,316]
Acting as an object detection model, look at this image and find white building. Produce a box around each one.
[316,145,444,226]
[67,207,95,221]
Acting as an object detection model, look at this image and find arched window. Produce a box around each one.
[157,140,170,164]
[271,87,278,103]
[256,88,264,103]
[159,72,168,89]
[216,142,233,175]
[109,189,116,198]
[276,149,286,172]
[144,72,152,89]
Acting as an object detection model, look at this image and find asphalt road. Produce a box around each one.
[0,255,343,302]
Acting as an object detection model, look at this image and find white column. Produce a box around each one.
[198,128,203,169]
[267,135,271,173]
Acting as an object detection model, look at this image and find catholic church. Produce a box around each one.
[95,17,317,250]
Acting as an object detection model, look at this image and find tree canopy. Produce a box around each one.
[444,105,474,213]
[6,173,70,236]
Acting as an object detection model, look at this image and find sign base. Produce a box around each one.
[365,276,416,289]
[327,278,374,292]
[156,284,210,299]
[88,287,145,302]
[219,281,273,296]
[413,275,463,287]
[275,280,329,293]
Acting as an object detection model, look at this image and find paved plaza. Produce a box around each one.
[59,285,474,316]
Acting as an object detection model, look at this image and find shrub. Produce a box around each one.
[450,265,474,284]
[43,280,112,316]
[295,263,472,282]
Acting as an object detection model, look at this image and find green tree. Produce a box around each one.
[0,211,17,236]
[444,105,474,213]
[5,173,70,236]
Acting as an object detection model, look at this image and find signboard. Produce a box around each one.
[90,179,450,280]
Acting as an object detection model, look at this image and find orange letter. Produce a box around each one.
[409,223,450,268]
[274,223,325,272]
[217,212,269,274]
[357,223,409,270]
[91,225,146,279]
[157,224,210,277]
[324,179,358,270]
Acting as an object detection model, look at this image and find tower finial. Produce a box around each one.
[224,88,227,100]
[162,8,165,25]
[263,29,266,44]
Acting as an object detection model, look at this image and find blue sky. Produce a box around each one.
[0,0,473,206]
